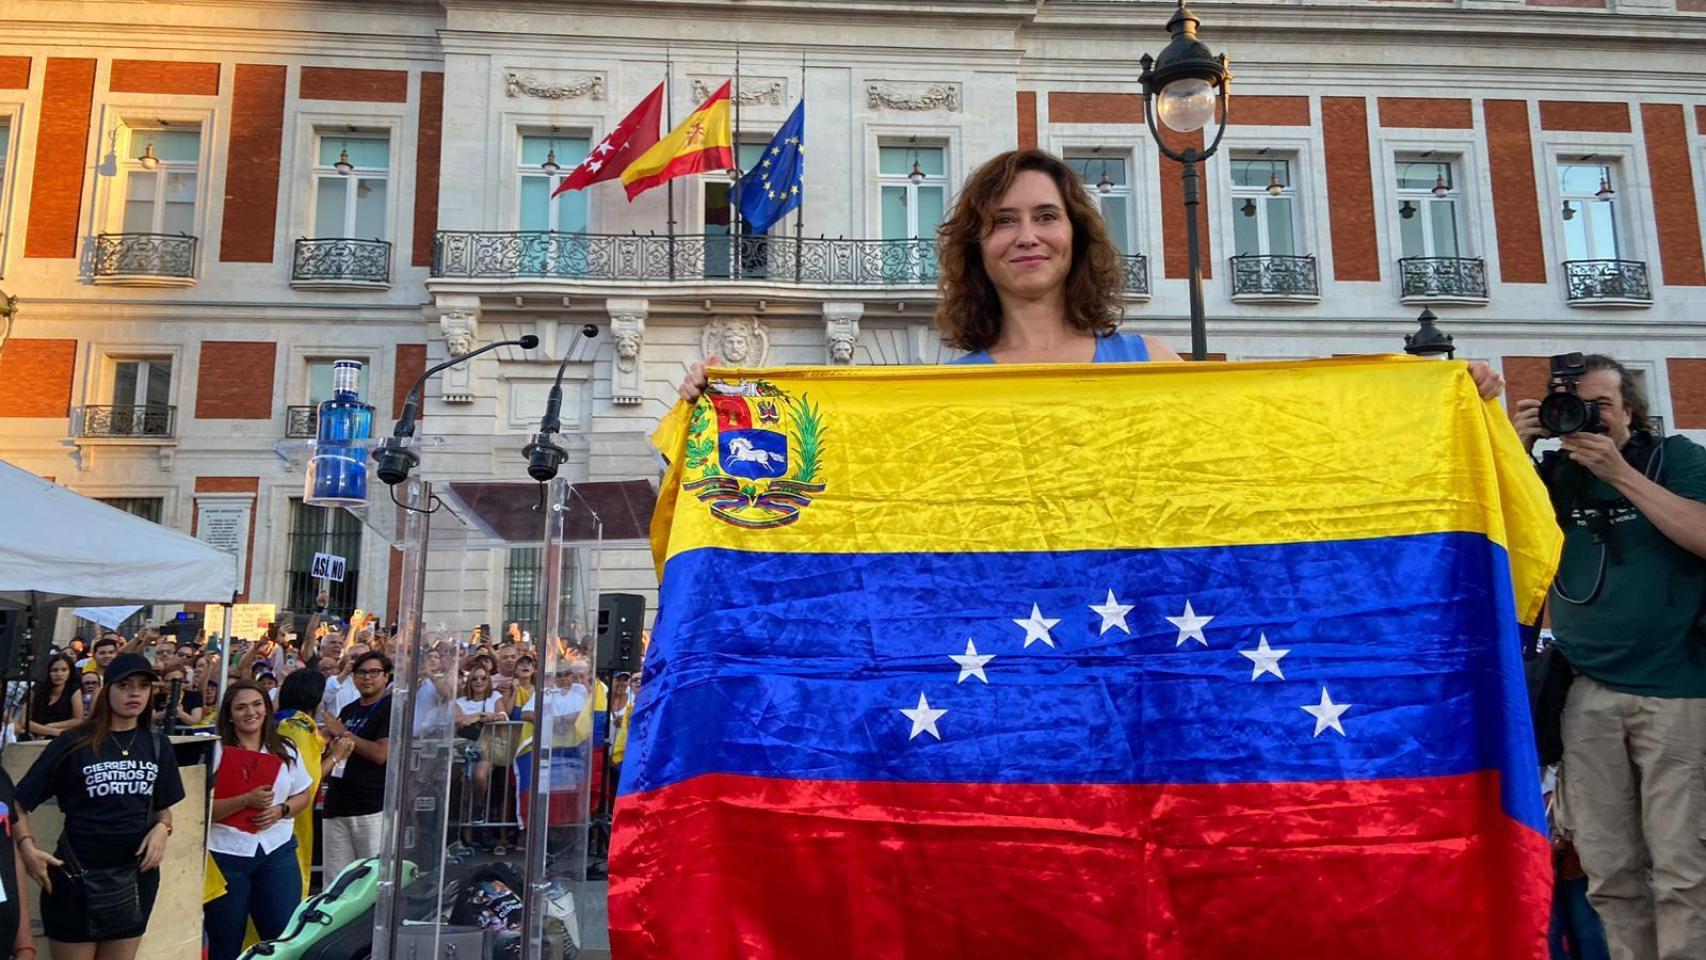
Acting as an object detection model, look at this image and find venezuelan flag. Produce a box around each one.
[620,80,733,200]
[613,357,1560,959]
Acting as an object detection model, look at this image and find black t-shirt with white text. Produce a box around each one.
[0,769,22,958]
[324,693,391,818]
[15,726,186,860]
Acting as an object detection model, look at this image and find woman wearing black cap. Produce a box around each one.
[13,653,186,958]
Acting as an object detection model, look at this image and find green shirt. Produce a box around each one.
[1551,434,1706,698]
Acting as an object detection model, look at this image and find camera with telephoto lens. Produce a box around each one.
[1538,352,1605,437]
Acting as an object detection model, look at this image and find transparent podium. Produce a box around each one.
[275,432,657,960]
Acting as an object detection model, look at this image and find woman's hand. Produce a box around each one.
[1467,361,1504,401]
[244,785,275,810]
[322,715,348,738]
[19,839,61,893]
[251,803,286,831]
[136,824,169,872]
[677,355,721,404]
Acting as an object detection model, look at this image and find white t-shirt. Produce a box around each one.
[455,694,502,719]
[322,675,360,717]
[208,742,315,857]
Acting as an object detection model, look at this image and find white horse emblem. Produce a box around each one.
[726,436,785,469]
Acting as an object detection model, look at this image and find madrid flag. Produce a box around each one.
[552,83,664,196]
[620,80,733,200]
[613,357,1561,959]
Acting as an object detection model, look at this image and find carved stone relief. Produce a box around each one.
[866,82,961,113]
[822,303,864,365]
[438,310,478,402]
[692,77,785,107]
[701,315,771,368]
[607,299,649,406]
[505,72,605,102]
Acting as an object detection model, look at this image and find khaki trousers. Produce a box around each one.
[1557,674,1706,960]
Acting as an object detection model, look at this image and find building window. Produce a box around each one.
[504,547,543,639]
[111,357,172,409]
[285,500,362,618]
[307,359,366,404]
[705,142,772,278]
[1395,157,1462,259]
[878,141,945,282]
[313,134,389,239]
[1065,151,1134,255]
[1560,161,1621,261]
[518,134,590,233]
[121,124,200,235]
[1230,156,1299,257]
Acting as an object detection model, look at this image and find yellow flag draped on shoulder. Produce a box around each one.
[621,81,733,200]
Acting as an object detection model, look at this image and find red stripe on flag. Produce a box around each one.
[622,144,735,200]
[611,772,1549,959]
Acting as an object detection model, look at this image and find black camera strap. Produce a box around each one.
[1550,431,1666,606]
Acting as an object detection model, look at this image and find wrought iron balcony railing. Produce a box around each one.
[1564,259,1652,305]
[1120,254,1150,298]
[285,406,319,439]
[92,233,197,281]
[1228,254,1318,300]
[1398,257,1488,303]
[78,405,176,438]
[292,238,392,286]
[431,231,1151,296]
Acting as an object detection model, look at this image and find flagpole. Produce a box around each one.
[795,51,806,283]
[665,45,676,281]
[732,40,743,279]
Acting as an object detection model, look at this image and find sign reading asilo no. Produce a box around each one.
[311,552,347,583]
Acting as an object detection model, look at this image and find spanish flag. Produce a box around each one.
[614,357,1561,959]
[621,80,734,200]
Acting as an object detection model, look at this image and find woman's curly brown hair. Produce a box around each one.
[935,149,1126,353]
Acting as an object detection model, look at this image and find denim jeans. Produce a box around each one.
[206,838,303,960]
[1552,870,1612,960]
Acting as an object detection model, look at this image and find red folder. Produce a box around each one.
[213,746,282,834]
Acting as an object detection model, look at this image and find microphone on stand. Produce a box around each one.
[374,334,542,486]
[523,325,599,482]
[164,676,184,737]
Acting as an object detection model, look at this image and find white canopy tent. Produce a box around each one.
[0,458,238,610]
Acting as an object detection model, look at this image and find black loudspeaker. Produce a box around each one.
[596,593,645,673]
[0,608,56,683]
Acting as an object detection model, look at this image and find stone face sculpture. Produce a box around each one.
[701,316,770,367]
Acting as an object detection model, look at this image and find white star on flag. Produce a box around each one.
[949,639,994,684]
[1012,603,1061,649]
[1089,590,1134,635]
[1239,634,1290,680]
[586,159,603,172]
[594,140,614,155]
[1302,687,1351,737]
[1166,599,1214,647]
[901,692,947,740]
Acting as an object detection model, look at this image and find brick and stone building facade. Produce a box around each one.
[1,0,1703,636]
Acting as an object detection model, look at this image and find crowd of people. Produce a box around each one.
[0,597,636,960]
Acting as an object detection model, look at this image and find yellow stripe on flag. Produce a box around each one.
[621,81,733,199]
[651,356,1560,624]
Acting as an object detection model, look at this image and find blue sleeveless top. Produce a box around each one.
[952,331,1152,365]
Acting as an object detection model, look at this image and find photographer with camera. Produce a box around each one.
[1516,353,1706,960]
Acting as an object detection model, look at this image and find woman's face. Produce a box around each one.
[108,676,153,720]
[468,671,490,695]
[979,169,1074,305]
[49,660,69,686]
[229,689,268,737]
[516,659,535,682]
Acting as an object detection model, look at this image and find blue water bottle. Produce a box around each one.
[304,359,374,506]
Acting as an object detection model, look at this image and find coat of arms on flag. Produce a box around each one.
[681,379,825,529]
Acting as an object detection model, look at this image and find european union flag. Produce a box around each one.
[737,100,803,233]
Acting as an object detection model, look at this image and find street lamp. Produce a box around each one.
[1139,0,1231,361]
[1402,307,1455,360]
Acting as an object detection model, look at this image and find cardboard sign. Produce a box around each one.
[310,552,347,583]
[228,603,277,640]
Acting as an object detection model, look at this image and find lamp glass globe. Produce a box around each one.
[1156,77,1216,133]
